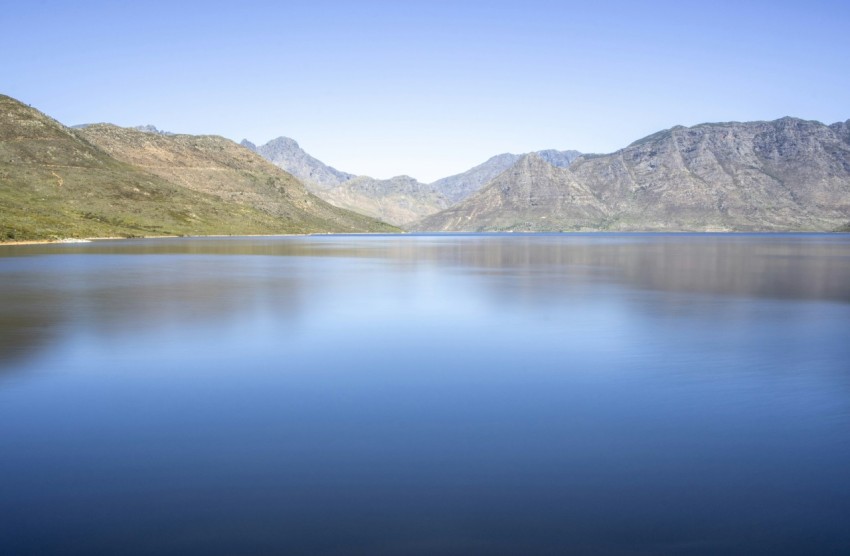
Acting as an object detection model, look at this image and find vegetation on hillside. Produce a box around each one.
[0,95,397,242]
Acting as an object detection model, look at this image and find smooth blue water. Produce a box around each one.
[1,234,849,555]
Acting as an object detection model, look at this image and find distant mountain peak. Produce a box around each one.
[265,136,301,148]
[247,135,354,190]
[133,124,172,135]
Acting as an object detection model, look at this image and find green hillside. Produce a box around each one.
[0,95,396,241]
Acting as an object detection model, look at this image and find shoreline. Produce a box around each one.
[0,236,129,246]
[1,229,846,247]
[0,232,403,246]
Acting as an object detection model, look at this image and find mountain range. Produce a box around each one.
[414,118,850,232]
[243,135,582,225]
[0,95,396,241]
[2,93,848,241]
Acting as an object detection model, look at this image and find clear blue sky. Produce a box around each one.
[3,0,848,182]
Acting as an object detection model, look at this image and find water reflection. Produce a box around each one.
[2,234,848,368]
[0,254,309,368]
[1,234,849,555]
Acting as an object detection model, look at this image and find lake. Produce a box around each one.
[1,233,849,555]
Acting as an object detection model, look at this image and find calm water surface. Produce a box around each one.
[1,234,849,555]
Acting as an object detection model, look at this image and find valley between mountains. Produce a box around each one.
[2,93,848,242]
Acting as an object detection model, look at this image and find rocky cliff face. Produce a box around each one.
[830,120,850,143]
[414,118,850,232]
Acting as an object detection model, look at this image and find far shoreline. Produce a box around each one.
[2,229,849,247]
[0,232,402,246]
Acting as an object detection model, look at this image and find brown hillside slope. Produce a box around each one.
[0,95,396,242]
[77,124,396,233]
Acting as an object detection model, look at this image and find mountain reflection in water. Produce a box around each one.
[1,233,849,556]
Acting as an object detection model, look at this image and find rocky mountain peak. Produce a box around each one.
[248,135,354,190]
[264,136,301,151]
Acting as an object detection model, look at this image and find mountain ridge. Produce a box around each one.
[5,92,847,237]
[414,117,850,232]
[246,136,583,224]
[242,136,355,190]
[76,124,397,233]
[0,95,396,241]
[244,136,447,225]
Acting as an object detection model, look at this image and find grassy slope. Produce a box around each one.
[0,95,396,241]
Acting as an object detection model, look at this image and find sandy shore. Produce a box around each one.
[0,237,121,246]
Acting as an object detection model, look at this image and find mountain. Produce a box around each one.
[0,95,395,241]
[248,138,583,225]
[247,136,448,225]
[430,150,582,205]
[430,153,522,205]
[535,149,583,169]
[318,175,450,226]
[243,136,354,190]
[83,125,434,227]
[76,125,396,234]
[413,118,850,232]
[415,153,608,232]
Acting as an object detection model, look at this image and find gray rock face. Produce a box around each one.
[414,118,850,232]
[829,119,850,144]
[247,136,354,190]
[430,153,523,204]
[415,153,607,231]
[535,149,582,168]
